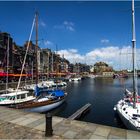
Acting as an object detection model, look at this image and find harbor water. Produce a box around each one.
[50,77,140,129]
[1,76,139,129]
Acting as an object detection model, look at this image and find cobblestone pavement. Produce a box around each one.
[0,106,140,139]
[0,120,61,139]
[0,120,45,139]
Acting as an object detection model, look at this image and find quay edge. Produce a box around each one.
[0,106,140,139]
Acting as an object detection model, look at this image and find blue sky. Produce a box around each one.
[0,1,140,70]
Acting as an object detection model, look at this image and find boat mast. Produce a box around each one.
[51,52,54,72]
[132,0,137,108]
[31,61,33,84]
[6,34,9,94]
[35,11,39,85]
[47,51,50,80]
[56,44,58,88]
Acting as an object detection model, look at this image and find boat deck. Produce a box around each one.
[0,106,140,139]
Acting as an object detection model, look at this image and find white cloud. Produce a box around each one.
[69,49,78,53]
[66,26,75,31]
[57,45,140,70]
[64,21,75,31]
[101,39,109,43]
[44,40,53,46]
[57,49,84,63]
[86,46,120,59]
[54,20,75,32]
[64,21,74,26]
[39,20,46,27]
[86,45,135,69]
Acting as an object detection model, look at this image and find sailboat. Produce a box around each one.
[0,33,35,105]
[14,12,67,113]
[114,0,140,131]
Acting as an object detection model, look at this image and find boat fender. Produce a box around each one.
[114,107,116,111]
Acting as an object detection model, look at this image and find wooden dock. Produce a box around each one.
[68,103,91,120]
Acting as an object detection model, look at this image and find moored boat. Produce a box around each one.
[12,12,67,113]
[0,90,35,105]
[15,89,67,113]
[114,0,140,131]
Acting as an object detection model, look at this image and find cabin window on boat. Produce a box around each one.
[8,96,12,100]
[27,92,33,96]
[133,114,140,117]
[123,108,126,111]
[8,96,15,100]
[20,94,26,99]
[6,96,11,100]
[12,96,15,100]
[17,95,21,99]
[0,96,6,101]
[132,117,137,120]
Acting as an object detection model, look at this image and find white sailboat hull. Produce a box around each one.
[115,99,140,131]
[116,106,139,131]
[26,98,65,113]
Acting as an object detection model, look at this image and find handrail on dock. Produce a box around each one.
[68,103,91,120]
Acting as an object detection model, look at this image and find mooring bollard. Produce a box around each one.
[45,112,53,137]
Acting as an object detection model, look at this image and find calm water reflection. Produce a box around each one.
[50,77,140,129]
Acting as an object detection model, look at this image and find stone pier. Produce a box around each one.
[0,106,140,139]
